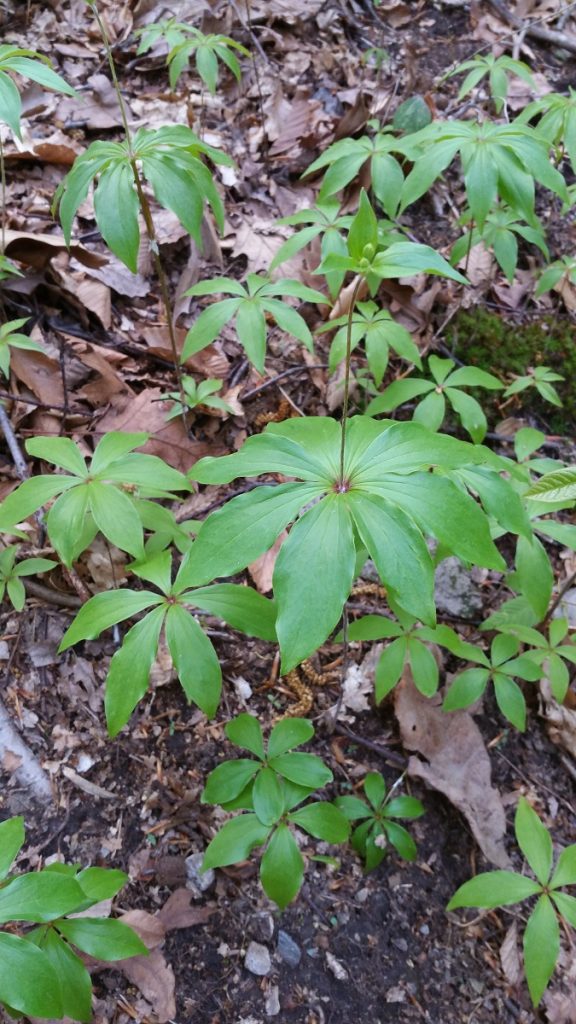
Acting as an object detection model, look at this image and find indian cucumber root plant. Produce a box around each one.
[1,0,576,1019]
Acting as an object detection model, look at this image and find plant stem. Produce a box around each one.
[464,219,475,277]
[90,0,187,414]
[0,136,5,255]
[338,276,363,483]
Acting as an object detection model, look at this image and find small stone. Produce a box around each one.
[325,951,348,981]
[434,557,484,619]
[554,588,576,627]
[185,852,214,893]
[265,984,280,1017]
[277,930,301,968]
[245,941,272,976]
[392,937,408,953]
[249,911,275,943]
[356,887,369,904]
[0,641,10,660]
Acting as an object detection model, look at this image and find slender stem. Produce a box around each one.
[0,137,6,254]
[89,1,187,414]
[464,219,475,278]
[338,276,363,483]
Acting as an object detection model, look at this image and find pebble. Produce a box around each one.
[245,941,272,976]
[554,587,576,626]
[264,984,280,1017]
[277,930,301,968]
[185,852,215,893]
[434,557,484,619]
[325,951,348,981]
[249,911,275,943]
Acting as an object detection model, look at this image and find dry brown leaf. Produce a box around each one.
[120,950,176,1024]
[235,0,324,21]
[394,671,510,868]
[56,73,128,130]
[5,130,83,166]
[10,348,65,407]
[158,889,218,931]
[95,388,221,472]
[3,229,106,270]
[54,266,112,328]
[499,922,522,988]
[248,532,288,593]
[540,677,576,759]
[119,909,166,950]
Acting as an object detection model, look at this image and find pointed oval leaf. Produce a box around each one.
[0,933,62,1018]
[447,870,541,910]
[56,918,147,961]
[202,759,260,805]
[202,813,270,869]
[289,802,350,843]
[515,797,553,885]
[165,604,221,718]
[268,718,314,759]
[523,895,559,1006]
[260,823,304,909]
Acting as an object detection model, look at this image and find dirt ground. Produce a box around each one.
[1,1,576,1022]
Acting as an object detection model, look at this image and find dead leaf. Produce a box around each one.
[500,922,522,988]
[119,909,166,950]
[120,949,176,1023]
[248,532,288,593]
[3,229,106,270]
[5,130,83,166]
[61,766,118,800]
[340,644,383,715]
[158,889,218,931]
[394,671,510,867]
[10,348,65,407]
[56,72,128,130]
[540,676,576,759]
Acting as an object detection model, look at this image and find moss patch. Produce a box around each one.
[447,308,575,435]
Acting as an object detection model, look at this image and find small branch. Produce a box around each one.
[242,364,328,401]
[487,0,576,54]
[0,402,28,480]
[0,696,54,804]
[23,579,83,609]
[334,723,407,769]
[544,568,576,626]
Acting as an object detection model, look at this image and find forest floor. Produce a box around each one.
[1,1,576,1023]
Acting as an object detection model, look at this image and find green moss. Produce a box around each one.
[447,308,575,435]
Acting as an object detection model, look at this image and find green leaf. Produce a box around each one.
[0,816,24,880]
[345,615,402,641]
[184,583,277,641]
[59,590,162,650]
[202,759,260,805]
[253,768,284,826]
[508,535,553,619]
[182,298,242,360]
[385,796,425,819]
[0,872,85,923]
[335,795,371,821]
[493,673,527,731]
[289,802,350,843]
[0,932,62,1018]
[26,435,88,475]
[447,870,541,910]
[88,481,144,558]
[105,606,166,737]
[165,604,221,717]
[6,576,25,611]
[527,468,576,503]
[347,491,435,625]
[3,55,75,96]
[46,484,90,566]
[443,668,490,711]
[56,917,148,961]
[551,891,576,928]
[260,824,304,909]
[370,241,467,284]
[269,752,332,788]
[348,189,378,261]
[446,388,488,444]
[236,299,267,372]
[409,638,439,697]
[75,867,127,903]
[34,929,92,1022]
[267,718,314,758]
[202,813,271,869]
[225,714,265,759]
[0,475,77,529]
[363,772,386,809]
[93,161,140,273]
[375,637,407,702]
[274,495,355,671]
[550,844,576,889]
[383,820,417,861]
[0,71,22,137]
[413,389,446,432]
[182,484,321,585]
[523,895,559,1006]
[90,432,147,473]
[514,797,553,885]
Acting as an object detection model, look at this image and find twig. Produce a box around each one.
[0,696,53,803]
[0,389,90,414]
[23,580,83,609]
[334,723,407,768]
[487,0,576,54]
[242,364,328,401]
[544,567,576,626]
[0,402,28,479]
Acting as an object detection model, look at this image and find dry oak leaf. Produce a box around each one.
[3,229,106,271]
[394,670,510,868]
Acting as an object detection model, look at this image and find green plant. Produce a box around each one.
[444,54,534,114]
[442,631,543,730]
[135,20,248,94]
[448,797,576,1006]
[498,618,576,702]
[201,714,349,908]
[0,545,56,611]
[58,551,276,736]
[0,319,44,377]
[518,89,576,174]
[535,255,576,297]
[343,607,480,701]
[526,466,576,503]
[450,205,548,283]
[503,365,564,406]
[0,433,189,566]
[398,121,568,229]
[0,45,74,139]
[161,375,235,419]
[270,199,351,299]
[335,772,424,870]
[181,274,327,372]
[0,816,146,1021]
[367,355,503,443]
[316,299,422,385]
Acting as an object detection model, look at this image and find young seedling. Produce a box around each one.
[442,631,542,730]
[0,319,44,377]
[498,618,576,703]
[161,376,235,420]
[450,205,548,283]
[448,797,576,1006]
[0,545,56,611]
[316,299,421,386]
[0,817,146,1022]
[367,355,503,443]
[503,365,564,407]
[59,551,276,736]
[0,432,189,566]
[202,715,349,908]
[270,199,351,300]
[135,20,249,94]
[336,772,424,870]
[444,54,534,114]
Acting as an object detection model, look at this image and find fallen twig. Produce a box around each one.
[488,0,576,55]
[0,696,53,804]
